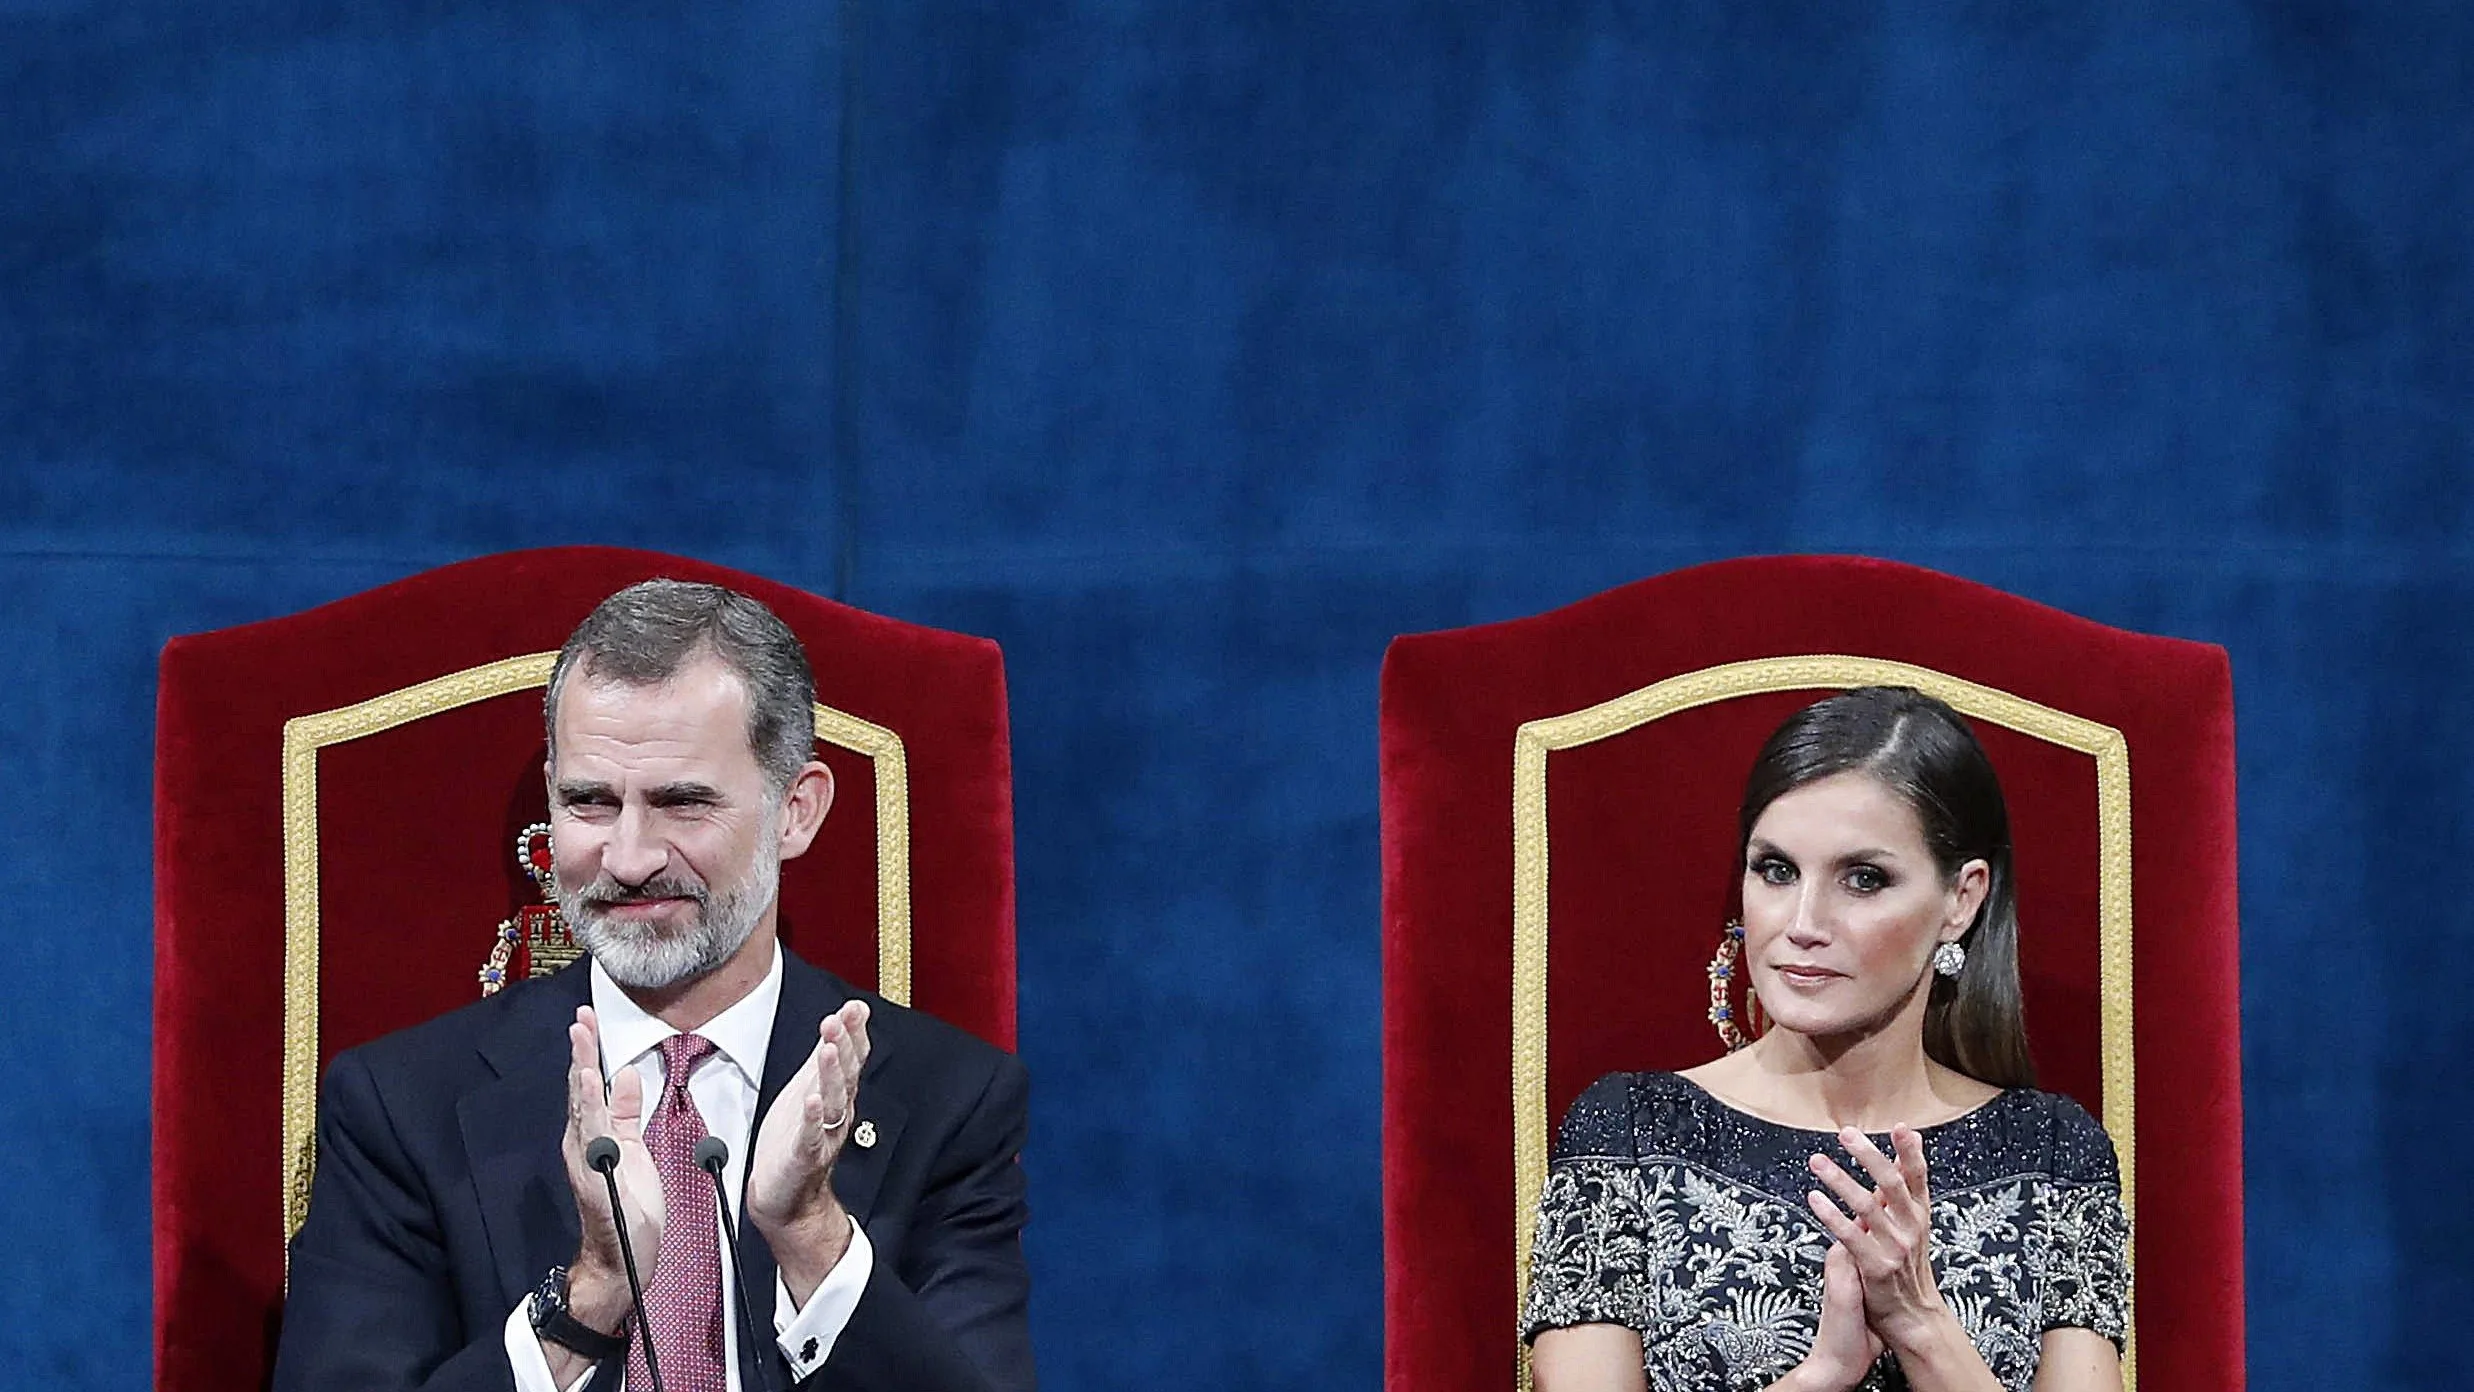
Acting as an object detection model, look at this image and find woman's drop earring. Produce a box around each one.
[1708,920,1753,1051]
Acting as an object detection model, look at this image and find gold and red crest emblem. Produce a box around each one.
[478,823,584,995]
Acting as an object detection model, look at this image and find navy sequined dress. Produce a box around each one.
[1521,1072,2128,1391]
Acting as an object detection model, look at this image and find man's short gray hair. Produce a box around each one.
[545,579,816,792]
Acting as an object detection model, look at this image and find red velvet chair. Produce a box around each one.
[1380,556,2242,1392]
[153,547,1018,1392]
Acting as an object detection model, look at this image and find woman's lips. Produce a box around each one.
[1772,964,1844,985]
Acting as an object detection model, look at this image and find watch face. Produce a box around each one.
[526,1264,628,1360]
[529,1266,569,1328]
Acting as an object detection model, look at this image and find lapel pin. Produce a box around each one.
[853,1119,878,1149]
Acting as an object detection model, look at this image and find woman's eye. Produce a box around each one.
[1752,858,1796,886]
[1844,866,1887,893]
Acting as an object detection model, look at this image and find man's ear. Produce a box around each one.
[776,760,836,861]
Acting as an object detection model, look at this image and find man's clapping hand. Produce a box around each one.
[542,1007,663,1379]
[748,999,873,1304]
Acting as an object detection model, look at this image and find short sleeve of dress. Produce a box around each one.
[2032,1094,2131,1351]
[1520,1074,1653,1344]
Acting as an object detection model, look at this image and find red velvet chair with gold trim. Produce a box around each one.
[1380,555,2242,1392]
[153,547,1017,1392]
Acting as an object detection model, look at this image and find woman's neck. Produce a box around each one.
[1688,978,1996,1132]
[1745,1026,1953,1132]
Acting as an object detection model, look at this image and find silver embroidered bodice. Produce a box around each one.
[1521,1072,2128,1391]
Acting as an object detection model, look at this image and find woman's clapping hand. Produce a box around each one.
[1806,1126,1955,1351]
[1785,1238,1887,1391]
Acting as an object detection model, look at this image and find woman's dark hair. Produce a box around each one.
[1737,686,2035,1088]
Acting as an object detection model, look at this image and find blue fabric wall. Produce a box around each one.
[4,1,2469,1387]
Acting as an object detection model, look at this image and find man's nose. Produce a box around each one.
[600,805,668,885]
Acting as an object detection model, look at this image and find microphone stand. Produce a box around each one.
[695,1135,779,1392]
[584,1136,664,1392]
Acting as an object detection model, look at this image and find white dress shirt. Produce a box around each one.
[502,944,875,1390]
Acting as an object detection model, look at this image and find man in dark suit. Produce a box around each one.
[272,580,1034,1392]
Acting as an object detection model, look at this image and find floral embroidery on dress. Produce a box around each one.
[1522,1073,2129,1392]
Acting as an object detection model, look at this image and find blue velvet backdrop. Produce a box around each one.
[4,1,2469,1387]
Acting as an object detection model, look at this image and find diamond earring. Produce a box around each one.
[1932,941,1967,978]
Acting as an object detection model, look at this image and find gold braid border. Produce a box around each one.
[280,653,912,1255]
[1511,656,2134,1390]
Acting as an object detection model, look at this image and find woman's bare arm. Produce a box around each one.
[1529,1324,1647,1392]
[2028,1328,2122,1392]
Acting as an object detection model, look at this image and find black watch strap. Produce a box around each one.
[529,1265,631,1361]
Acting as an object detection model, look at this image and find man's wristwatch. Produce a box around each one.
[528,1265,631,1361]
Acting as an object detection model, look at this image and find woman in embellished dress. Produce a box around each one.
[1523,688,2128,1392]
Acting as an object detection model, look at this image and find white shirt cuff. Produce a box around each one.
[774,1218,874,1381]
[503,1301,598,1392]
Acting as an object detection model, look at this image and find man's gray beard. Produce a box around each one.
[560,848,779,992]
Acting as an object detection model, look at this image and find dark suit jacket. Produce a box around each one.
[271,951,1035,1392]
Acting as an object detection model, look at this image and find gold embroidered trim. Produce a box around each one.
[809,704,912,1005]
[1510,655,2135,1389]
[280,653,913,1258]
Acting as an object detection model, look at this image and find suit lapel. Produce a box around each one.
[458,967,595,1317]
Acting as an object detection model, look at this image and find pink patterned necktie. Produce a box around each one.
[628,1033,729,1392]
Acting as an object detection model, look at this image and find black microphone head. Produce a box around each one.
[693,1134,730,1174]
[584,1136,621,1173]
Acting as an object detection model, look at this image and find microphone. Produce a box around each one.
[695,1135,778,1392]
[585,1136,664,1392]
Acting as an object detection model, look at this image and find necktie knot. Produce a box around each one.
[657,1033,718,1100]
